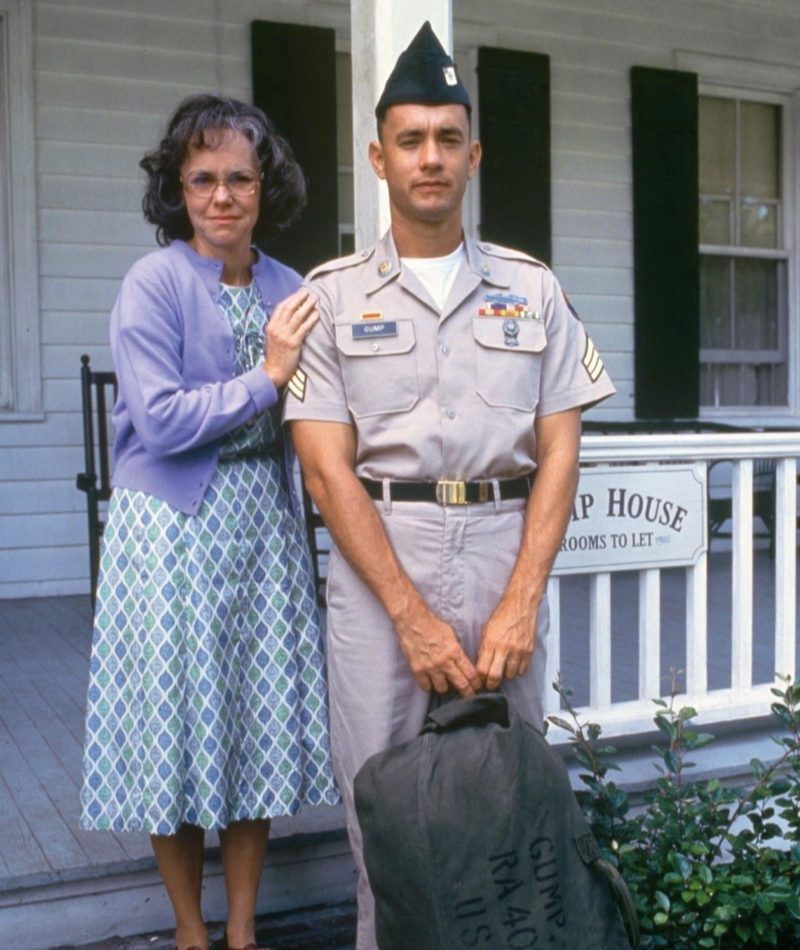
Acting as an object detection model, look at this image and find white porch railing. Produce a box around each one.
[545,431,800,738]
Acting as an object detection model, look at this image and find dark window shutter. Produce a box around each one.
[631,66,700,419]
[251,22,338,275]
[478,47,551,265]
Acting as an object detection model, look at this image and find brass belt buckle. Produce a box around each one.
[436,479,467,505]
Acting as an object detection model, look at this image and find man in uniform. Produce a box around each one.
[285,22,616,950]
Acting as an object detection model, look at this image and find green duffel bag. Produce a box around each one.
[354,693,638,950]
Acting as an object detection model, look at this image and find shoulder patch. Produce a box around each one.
[306,246,376,282]
[563,291,582,322]
[477,241,548,269]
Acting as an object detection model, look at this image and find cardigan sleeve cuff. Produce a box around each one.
[240,366,279,413]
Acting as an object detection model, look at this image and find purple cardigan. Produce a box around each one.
[110,240,302,515]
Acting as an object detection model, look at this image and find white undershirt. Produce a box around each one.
[401,243,466,311]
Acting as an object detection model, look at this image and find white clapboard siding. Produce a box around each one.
[4,479,88,514]
[553,238,632,269]
[37,143,147,178]
[37,105,170,147]
[551,180,633,215]
[4,0,800,596]
[552,266,633,298]
[3,513,87,549]
[0,413,85,448]
[42,345,113,382]
[40,245,151,281]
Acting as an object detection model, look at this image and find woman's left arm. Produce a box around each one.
[112,266,278,459]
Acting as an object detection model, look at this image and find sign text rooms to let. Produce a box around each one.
[552,463,707,575]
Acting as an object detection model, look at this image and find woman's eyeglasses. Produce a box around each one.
[182,171,263,199]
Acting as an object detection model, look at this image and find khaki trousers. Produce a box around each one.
[325,498,549,950]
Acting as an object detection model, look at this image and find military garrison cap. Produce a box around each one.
[375,21,471,119]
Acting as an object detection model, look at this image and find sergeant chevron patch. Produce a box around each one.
[582,337,604,382]
[287,366,307,402]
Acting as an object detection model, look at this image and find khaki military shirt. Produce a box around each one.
[284,231,615,482]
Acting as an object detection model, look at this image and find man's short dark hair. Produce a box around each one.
[140,93,306,247]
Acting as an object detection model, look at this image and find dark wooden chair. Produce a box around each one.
[76,353,329,607]
[707,457,777,545]
[76,354,117,607]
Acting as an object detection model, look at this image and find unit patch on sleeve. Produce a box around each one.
[582,337,604,383]
[563,291,582,322]
[287,365,308,402]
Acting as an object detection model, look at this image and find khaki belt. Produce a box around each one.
[359,475,532,506]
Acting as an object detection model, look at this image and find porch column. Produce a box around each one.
[350,0,453,248]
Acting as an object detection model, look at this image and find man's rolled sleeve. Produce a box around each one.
[536,270,616,417]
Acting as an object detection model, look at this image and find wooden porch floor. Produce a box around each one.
[0,546,798,947]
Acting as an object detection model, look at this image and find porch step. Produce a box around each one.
[1,830,356,950]
[50,900,357,950]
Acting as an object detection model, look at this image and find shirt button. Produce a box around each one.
[442,345,451,356]
[371,342,380,352]
[446,409,456,419]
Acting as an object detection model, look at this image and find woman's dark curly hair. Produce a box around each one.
[140,93,306,247]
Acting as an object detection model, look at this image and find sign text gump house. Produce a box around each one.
[552,464,707,575]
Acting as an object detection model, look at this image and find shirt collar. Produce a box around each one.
[364,229,511,295]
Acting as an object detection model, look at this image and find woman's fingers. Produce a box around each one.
[261,289,319,387]
[272,289,315,322]
[268,290,319,340]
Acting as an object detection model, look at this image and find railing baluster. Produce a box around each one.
[544,576,561,716]
[685,551,708,696]
[565,433,800,737]
[732,459,753,690]
[590,572,612,708]
[775,457,797,679]
[639,568,661,699]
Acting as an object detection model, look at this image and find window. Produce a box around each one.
[699,92,790,408]
[0,0,41,419]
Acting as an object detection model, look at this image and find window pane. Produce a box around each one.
[740,199,778,248]
[700,364,745,407]
[700,256,732,348]
[740,101,780,200]
[700,197,731,244]
[700,362,787,407]
[734,258,779,350]
[699,97,735,196]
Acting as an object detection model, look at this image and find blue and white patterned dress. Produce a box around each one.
[81,282,339,834]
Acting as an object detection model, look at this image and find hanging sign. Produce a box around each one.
[551,463,707,575]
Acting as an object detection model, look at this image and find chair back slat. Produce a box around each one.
[76,354,118,608]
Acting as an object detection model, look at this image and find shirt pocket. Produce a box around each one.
[473,317,547,411]
[335,319,420,418]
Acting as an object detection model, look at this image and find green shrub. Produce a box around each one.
[546,674,800,949]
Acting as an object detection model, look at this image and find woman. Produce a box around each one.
[81,94,339,950]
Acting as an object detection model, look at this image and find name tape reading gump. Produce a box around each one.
[552,463,707,575]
